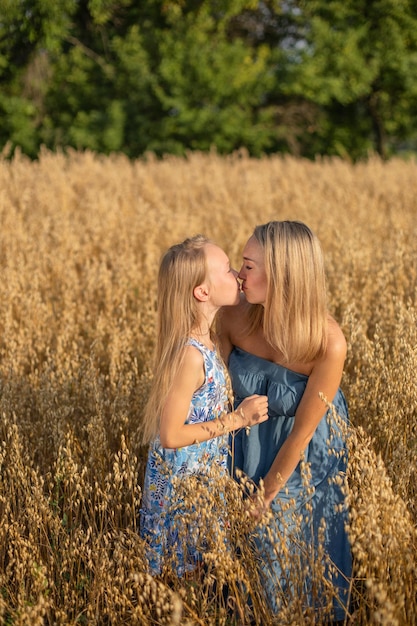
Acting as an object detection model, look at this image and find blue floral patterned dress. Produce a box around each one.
[140,338,229,576]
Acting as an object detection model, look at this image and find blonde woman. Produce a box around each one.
[218,221,352,621]
[140,235,268,577]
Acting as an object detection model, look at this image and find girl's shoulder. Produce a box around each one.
[184,340,206,361]
[175,343,206,390]
[176,342,206,377]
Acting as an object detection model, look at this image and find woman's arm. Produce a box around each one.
[159,345,268,449]
[261,319,347,508]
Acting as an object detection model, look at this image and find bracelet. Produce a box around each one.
[217,407,250,434]
[217,415,227,432]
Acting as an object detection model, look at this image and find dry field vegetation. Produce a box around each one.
[0,147,416,625]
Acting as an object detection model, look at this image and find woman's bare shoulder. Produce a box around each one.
[326,315,347,360]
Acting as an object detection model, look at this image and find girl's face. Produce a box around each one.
[238,236,268,305]
[205,243,240,307]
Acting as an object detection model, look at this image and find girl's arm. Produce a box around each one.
[261,319,347,508]
[159,345,268,449]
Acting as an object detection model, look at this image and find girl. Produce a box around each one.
[140,235,268,576]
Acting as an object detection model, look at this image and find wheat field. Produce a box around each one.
[0,147,416,625]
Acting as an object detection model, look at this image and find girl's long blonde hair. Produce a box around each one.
[141,235,210,444]
[247,221,328,364]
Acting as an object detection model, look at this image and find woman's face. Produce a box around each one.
[238,236,268,305]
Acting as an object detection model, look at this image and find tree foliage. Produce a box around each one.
[292,0,417,158]
[1,0,417,159]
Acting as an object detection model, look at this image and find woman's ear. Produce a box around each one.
[193,283,209,302]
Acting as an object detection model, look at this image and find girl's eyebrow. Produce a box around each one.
[243,255,256,262]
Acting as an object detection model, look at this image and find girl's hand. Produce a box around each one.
[237,394,269,427]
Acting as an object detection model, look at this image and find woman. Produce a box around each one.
[218,221,352,621]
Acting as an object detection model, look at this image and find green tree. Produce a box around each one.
[41,0,279,156]
[0,0,281,157]
[1,0,417,159]
[0,0,77,156]
[146,1,278,155]
[40,0,156,154]
[287,0,417,158]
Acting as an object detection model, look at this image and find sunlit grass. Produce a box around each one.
[0,148,416,624]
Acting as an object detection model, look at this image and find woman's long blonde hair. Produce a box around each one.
[247,221,328,364]
[141,235,210,444]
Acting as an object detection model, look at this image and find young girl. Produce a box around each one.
[140,235,268,576]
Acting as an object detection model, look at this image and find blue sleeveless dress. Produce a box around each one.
[228,346,352,620]
[140,338,229,576]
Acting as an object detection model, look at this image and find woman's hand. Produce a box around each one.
[245,489,272,523]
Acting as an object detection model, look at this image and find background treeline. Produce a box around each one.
[2,0,417,161]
